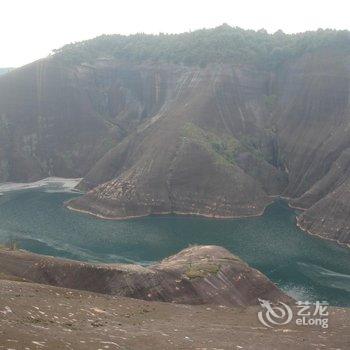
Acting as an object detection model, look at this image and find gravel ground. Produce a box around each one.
[0,280,349,350]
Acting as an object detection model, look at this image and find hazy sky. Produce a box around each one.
[1,0,349,67]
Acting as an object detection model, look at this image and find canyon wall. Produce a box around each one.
[0,34,349,244]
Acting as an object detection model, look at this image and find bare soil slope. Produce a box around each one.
[0,279,349,350]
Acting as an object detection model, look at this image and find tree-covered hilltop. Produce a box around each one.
[53,24,350,68]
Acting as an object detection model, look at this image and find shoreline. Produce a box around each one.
[282,196,350,248]
[279,195,308,211]
[0,177,83,194]
[295,216,350,249]
[65,197,274,221]
[2,176,348,250]
[67,197,350,249]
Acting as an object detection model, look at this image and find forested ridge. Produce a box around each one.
[54,24,350,67]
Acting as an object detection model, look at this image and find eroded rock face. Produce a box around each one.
[66,64,286,219]
[1,47,350,243]
[0,60,176,181]
[296,180,350,245]
[276,51,350,245]
[67,52,350,244]
[0,245,291,307]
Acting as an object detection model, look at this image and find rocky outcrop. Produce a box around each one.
[67,51,350,245]
[296,180,350,245]
[66,64,286,219]
[0,245,291,307]
[276,50,350,245]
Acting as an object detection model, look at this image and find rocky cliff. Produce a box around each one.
[0,27,350,244]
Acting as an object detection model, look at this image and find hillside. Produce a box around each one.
[0,25,350,244]
[1,279,349,350]
[0,244,349,349]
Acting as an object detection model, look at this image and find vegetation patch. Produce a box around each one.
[183,123,239,167]
[185,262,221,279]
[183,122,271,167]
[239,135,266,161]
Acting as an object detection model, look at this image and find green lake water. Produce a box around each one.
[0,185,349,306]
